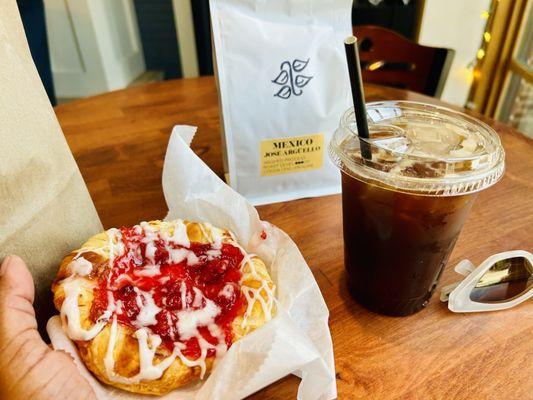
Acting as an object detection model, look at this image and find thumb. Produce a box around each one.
[0,255,42,342]
[0,255,48,361]
[0,256,97,399]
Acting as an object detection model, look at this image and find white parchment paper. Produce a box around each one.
[47,126,336,400]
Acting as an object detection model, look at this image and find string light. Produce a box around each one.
[367,61,385,71]
[466,0,499,110]
[472,6,495,73]
[465,67,474,84]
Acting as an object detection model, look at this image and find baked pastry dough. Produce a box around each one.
[52,220,275,395]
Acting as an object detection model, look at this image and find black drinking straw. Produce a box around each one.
[344,36,372,160]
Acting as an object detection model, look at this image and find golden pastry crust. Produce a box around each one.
[52,220,275,395]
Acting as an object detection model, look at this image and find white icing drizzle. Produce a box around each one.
[135,330,179,380]
[107,228,124,268]
[206,249,221,260]
[231,240,262,281]
[72,246,106,261]
[199,226,276,326]
[241,279,275,328]
[115,300,124,315]
[104,315,119,376]
[168,248,199,266]
[174,339,208,378]
[133,288,161,327]
[70,225,127,267]
[61,220,276,384]
[172,333,227,379]
[112,273,133,289]
[140,221,155,234]
[104,316,181,384]
[173,288,227,378]
[166,312,176,341]
[100,290,116,322]
[168,219,190,248]
[231,243,276,331]
[68,257,93,276]
[176,297,221,340]
[180,281,189,308]
[242,253,262,281]
[209,227,223,250]
[192,287,204,308]
[187,252,199,265]
[199,223,223,249]
[139,223,160,269]
[218,283,235,299]
[144,241,157,265]
[207,323,228,358]
[60,277,108,341]
[133,263,161,277]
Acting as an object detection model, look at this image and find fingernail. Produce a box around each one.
[0,256,12,277]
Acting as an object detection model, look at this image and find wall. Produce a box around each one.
[172,0,199,77]
[418,0,491,106]
[44,0,145,98]
[92,0,145,89]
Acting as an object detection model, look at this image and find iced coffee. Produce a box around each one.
[329,101,505,316]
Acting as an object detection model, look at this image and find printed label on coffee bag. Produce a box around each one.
[260,133,324,176]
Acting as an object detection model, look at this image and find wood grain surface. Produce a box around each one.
[55,77,533,400]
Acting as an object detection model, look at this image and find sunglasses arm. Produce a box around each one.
[440,260,476,302]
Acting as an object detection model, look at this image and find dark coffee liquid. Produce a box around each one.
[342,172,477,316]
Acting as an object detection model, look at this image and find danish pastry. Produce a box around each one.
[52,220,275,395]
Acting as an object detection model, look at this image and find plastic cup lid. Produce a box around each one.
[329,101,506,196]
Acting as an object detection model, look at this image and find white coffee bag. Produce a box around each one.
[211,0,353,204]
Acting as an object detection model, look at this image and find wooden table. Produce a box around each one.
[55,77,533,399]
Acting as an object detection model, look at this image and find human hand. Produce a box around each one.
[0,255,96,400]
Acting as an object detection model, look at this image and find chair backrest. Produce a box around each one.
[353,25,455,97]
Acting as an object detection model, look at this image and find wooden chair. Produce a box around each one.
[353,25,455,97]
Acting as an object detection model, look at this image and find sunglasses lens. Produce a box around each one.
[470,256,533,303]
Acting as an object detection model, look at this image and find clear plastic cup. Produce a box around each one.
[329,101,505,316]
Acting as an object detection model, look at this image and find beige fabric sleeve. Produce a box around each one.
[0,0,103,335]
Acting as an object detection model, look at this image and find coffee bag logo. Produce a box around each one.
[272,59,313,99]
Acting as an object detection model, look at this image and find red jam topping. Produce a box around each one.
[90,224,245,360]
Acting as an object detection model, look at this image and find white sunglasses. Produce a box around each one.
[440,250,533,313]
